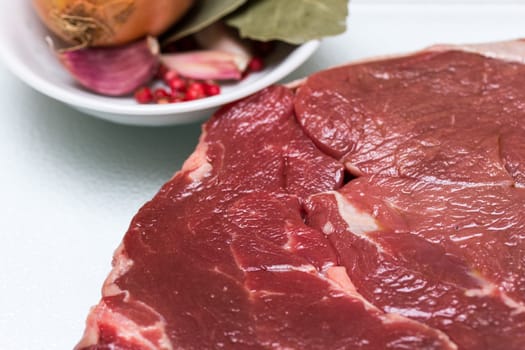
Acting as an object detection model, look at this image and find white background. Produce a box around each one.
[1,1,525,349]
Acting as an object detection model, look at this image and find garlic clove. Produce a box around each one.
[58,37,160,96]
[161,50,245,81]
[194,22,252,72]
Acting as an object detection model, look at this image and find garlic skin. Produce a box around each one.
[194,22,252,72]
[59,37,160,96]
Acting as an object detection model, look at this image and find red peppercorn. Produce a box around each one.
[168,76,187,92]
[203,83,221,96]
[183,94,196,102]
[185,90,199,101]
[134,87,153,104]
[185,82,206,100]
[248,57,264,72]
[153,88,170,101]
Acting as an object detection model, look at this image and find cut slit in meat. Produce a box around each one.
[77,39,525,350]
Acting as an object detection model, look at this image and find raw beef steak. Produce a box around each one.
[76,40,525,350]
[306,178,525,350]
[295,49,525,186]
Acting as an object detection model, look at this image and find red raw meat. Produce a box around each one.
[295,49,525,187]
[76,40,525,350]
[306,177,525,350]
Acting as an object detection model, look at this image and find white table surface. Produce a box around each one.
[1,2,525,349]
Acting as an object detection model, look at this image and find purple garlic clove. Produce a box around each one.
[161,50,246,81]
[58,37,160,96]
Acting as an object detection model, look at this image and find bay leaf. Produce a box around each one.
[163,0,247,45]
[226,0,349,44]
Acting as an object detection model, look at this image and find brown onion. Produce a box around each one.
[33,0,194,47]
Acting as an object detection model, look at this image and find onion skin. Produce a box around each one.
[33,0,194,47]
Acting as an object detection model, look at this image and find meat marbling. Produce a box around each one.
[76,40,525,350]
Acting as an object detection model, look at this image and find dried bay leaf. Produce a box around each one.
[226,0,349,44]
[163,0,247,44]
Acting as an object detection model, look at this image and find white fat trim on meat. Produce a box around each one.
[383,306,433,319]
[180,130,213,182]
[77,245,174,350]
[188,162,213,182]
[331,191,384,252]
[418,175,514,188]
[102,244,134,299]
[76,300,174,350]
[465,273,525,315]
[322,221,335,235]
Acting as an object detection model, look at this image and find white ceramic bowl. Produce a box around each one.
[0,2,319,126]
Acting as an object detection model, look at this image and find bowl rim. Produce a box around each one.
[0,30,320,116]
